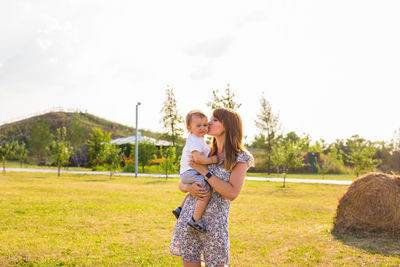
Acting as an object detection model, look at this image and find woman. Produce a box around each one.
[170,108,253,267]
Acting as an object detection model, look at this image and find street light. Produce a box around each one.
[135,102,141,178]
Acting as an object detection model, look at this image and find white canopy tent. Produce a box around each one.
[110,134,172,147]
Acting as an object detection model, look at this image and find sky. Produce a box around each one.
[1,0,400,144]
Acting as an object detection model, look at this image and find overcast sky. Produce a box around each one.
[1,0,400,144]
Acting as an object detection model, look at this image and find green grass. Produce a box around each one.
[6,161,170,174]
[5,161,92,171]
[1,172,399,266]
[246,172,357,180]
[6,160,357,180]
[6,161,167,174]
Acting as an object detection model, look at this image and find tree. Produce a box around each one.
[249,134,268,150]
[102,143,122,179]
[272,135,304,187]
[377,136,400,173]
[318,152,343,178]
[331,139,349,166]
[49,127,72,177]
[68,115,86,167]
[392,128,400,152]
[346,135,381,177]
[0,142,14,174]
[137,141,157,173]
[255,94,280,174]
[281,137,305,174]
[206,83,242,110]
[160,86,184,147]
[159,146,179,180]
[296,133,312,152]
[29,119,53,164]
[86,128,112,167]
[315,139,328,153]
[271,135,284,174]
[317,158,329,179]
[316,146,348,175]
[14,142,27,168]
[327,146,344,166]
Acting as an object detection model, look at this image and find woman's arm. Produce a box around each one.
[178,180,210,200]
[189,161,248,201]
[191,151,218,165]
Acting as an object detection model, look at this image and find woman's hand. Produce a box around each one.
[188,181,210,200]
[189,160,209,176]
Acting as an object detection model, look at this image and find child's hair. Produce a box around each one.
[186,110,207,127]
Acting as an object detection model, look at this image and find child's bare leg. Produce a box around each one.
[193,189,211,221]
[180,194,189,208]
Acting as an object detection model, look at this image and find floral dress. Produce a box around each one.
[170,152,254,267]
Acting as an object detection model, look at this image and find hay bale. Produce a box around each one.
[333,172,400,234]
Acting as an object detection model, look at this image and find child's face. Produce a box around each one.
[187,116,208,138]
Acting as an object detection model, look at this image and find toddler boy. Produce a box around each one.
[172,110,218,233]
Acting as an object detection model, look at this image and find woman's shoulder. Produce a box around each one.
[236,151,254,168]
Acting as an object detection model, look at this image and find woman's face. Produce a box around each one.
[208,116,225,137]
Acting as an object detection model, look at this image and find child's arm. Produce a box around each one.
[191,151,218,165]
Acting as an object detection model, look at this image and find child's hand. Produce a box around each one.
[211,155,218,164]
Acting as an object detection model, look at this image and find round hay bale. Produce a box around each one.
[333,172,400,234]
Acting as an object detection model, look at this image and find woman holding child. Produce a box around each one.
[170,107,253,267]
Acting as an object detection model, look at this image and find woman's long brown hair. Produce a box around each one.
[209,108,249,171]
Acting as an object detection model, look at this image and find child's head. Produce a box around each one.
[186,110,208,138]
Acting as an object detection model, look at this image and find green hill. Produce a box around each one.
[0,111,164,144]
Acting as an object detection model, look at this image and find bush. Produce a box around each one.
[121,164,176,174]
[248,151,268,173]
[319,153,352,174]
[123,163,135,173]
[150,158,163,165]
[91,165,109,171]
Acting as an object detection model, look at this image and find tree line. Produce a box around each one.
[0,84,242,178]
[1,84,400,178]
[251,94,400,177]
[157,84,400,177]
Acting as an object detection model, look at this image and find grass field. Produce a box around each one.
[246,172,357,181]
[5,160,358,181]
[5,161,92,171]
[1,172,399,266]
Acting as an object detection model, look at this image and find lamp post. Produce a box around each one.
[135,102,141,178]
